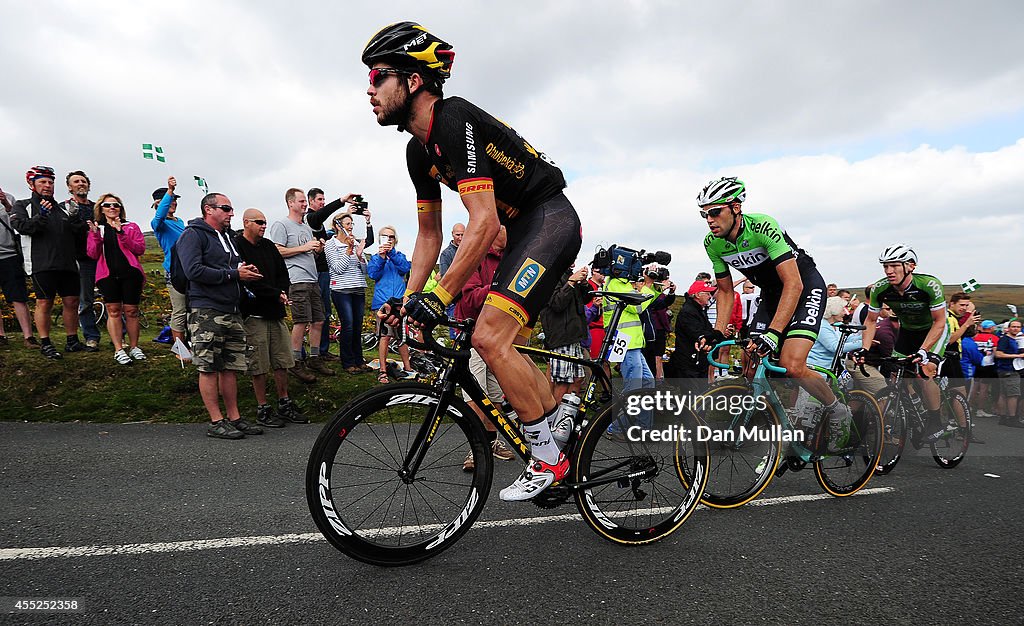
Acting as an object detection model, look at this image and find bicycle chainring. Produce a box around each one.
[531,483,571,509]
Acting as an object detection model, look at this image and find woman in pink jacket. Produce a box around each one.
[86,193,147,365]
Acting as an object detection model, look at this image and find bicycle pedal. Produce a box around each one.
[530,483,570,509]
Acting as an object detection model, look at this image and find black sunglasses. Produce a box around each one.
[369,67,412,87]
[699,206,727,219]
[100,202,122,209]
[246,219,267,225]
[209,204,234,212]
[381,234,396,240]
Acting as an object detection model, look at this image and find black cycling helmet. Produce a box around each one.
[362,22,455,86]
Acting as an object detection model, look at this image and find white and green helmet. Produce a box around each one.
[878,243,917,264]
[697,176,746,206]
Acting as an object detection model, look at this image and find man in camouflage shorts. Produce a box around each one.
[175,192,266,440]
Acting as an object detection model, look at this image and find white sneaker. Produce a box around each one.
[113,349,132,365]
[128,346,146,360]
[499,453,569,502]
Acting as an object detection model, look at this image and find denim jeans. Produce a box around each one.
[318,271,333,354]
[609,347,655,433]
[77,258,100,342]
[331,290,365,368]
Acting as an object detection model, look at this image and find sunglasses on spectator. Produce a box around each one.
[210,204,234,212]
[699,206,727,219]
[246,219,267,225]
[100,202,122,209]
[381,234,396,240]
[369,67,412,87]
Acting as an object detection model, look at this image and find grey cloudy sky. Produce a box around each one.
[2,0,1022,290]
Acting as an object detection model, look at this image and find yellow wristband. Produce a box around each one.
[405,287,416,297]
[433,284,454,305]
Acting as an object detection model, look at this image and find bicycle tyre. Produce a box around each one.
[93,301,107,326]
[306,382,492,566]
[361,331,378,350]
[814,390,884,496]
[874,392,907,475]
[930,390,969,469]
[573,397,709,544]
[687,384,781,508]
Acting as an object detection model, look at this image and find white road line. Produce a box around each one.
[0,487,894,562]
[984,473,1001,478]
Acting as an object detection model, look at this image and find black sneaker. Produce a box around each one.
[256,404,286,428]
[65,337,87,353]
[229,418,263,435]
[207,419,244,440]
[24,336,40,349]
[40,343,63,360]
[278,398,309,424]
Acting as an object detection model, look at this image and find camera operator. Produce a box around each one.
[640,264,676,383]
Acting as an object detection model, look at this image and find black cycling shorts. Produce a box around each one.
[32,270,80,300]
[485,193,582,328]
[748,268,826,343]
[97,271,144,306]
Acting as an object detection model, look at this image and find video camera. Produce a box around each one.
[645,264,670,282]
[592,245,671,282]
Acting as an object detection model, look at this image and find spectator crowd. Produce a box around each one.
[2,165,1023,439]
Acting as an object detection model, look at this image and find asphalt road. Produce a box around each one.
[1,416,1021,625]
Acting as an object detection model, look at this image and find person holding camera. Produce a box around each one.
[325,211,370,374]
[305,190,373,361]
[602,255,661,439]
[640,264,676,382]
[538,264,592,403]
[367,225,416,383]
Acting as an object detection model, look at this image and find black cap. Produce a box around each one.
[152,187,180,201]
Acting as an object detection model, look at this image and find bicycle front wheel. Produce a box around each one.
[814,390,884,496]
[688,384,782,508]
[306,383,492,566]
[573,396,709,545]
[930,390,969,469]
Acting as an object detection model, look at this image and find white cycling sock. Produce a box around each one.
[543,404,560,428]
[523,418,559,465]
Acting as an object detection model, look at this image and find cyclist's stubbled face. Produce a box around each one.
[705,203,740,240]
[882,262,911,284]
[367,63,411,127]
[30,177,55,197]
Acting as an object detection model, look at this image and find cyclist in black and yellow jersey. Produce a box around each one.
[695,176,852,448]
[362,22,582,501]
[855,244,953,443]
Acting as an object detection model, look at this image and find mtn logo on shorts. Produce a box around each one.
[510,258,545,297]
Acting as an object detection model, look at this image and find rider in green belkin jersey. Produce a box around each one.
[696,176,852,449]
[857,244,953,443]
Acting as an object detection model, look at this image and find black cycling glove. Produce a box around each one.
[404,291,447,327]
[750,329,782,357]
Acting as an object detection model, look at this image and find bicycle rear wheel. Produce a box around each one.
[306,383,492,566]
[814,390,884,496]
[874,392,907,475]
[687,384,781,508]
[573,396,708,544]
[930,390,969,469]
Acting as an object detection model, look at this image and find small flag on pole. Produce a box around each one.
[961,278,980,293]
[194,176,208,194]
[171,338,192,368]
[142,143,166,162]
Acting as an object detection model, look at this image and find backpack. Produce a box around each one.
[169,239,189,295]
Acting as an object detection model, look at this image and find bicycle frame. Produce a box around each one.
[398,291,652,490]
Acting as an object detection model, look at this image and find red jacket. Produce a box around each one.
[455,247,502,320]
[86,222,147,283]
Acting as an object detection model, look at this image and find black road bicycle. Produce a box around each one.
[306,290,709,566]
[873,356,970,473]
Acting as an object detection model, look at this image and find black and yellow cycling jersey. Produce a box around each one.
[406,96,566,223]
